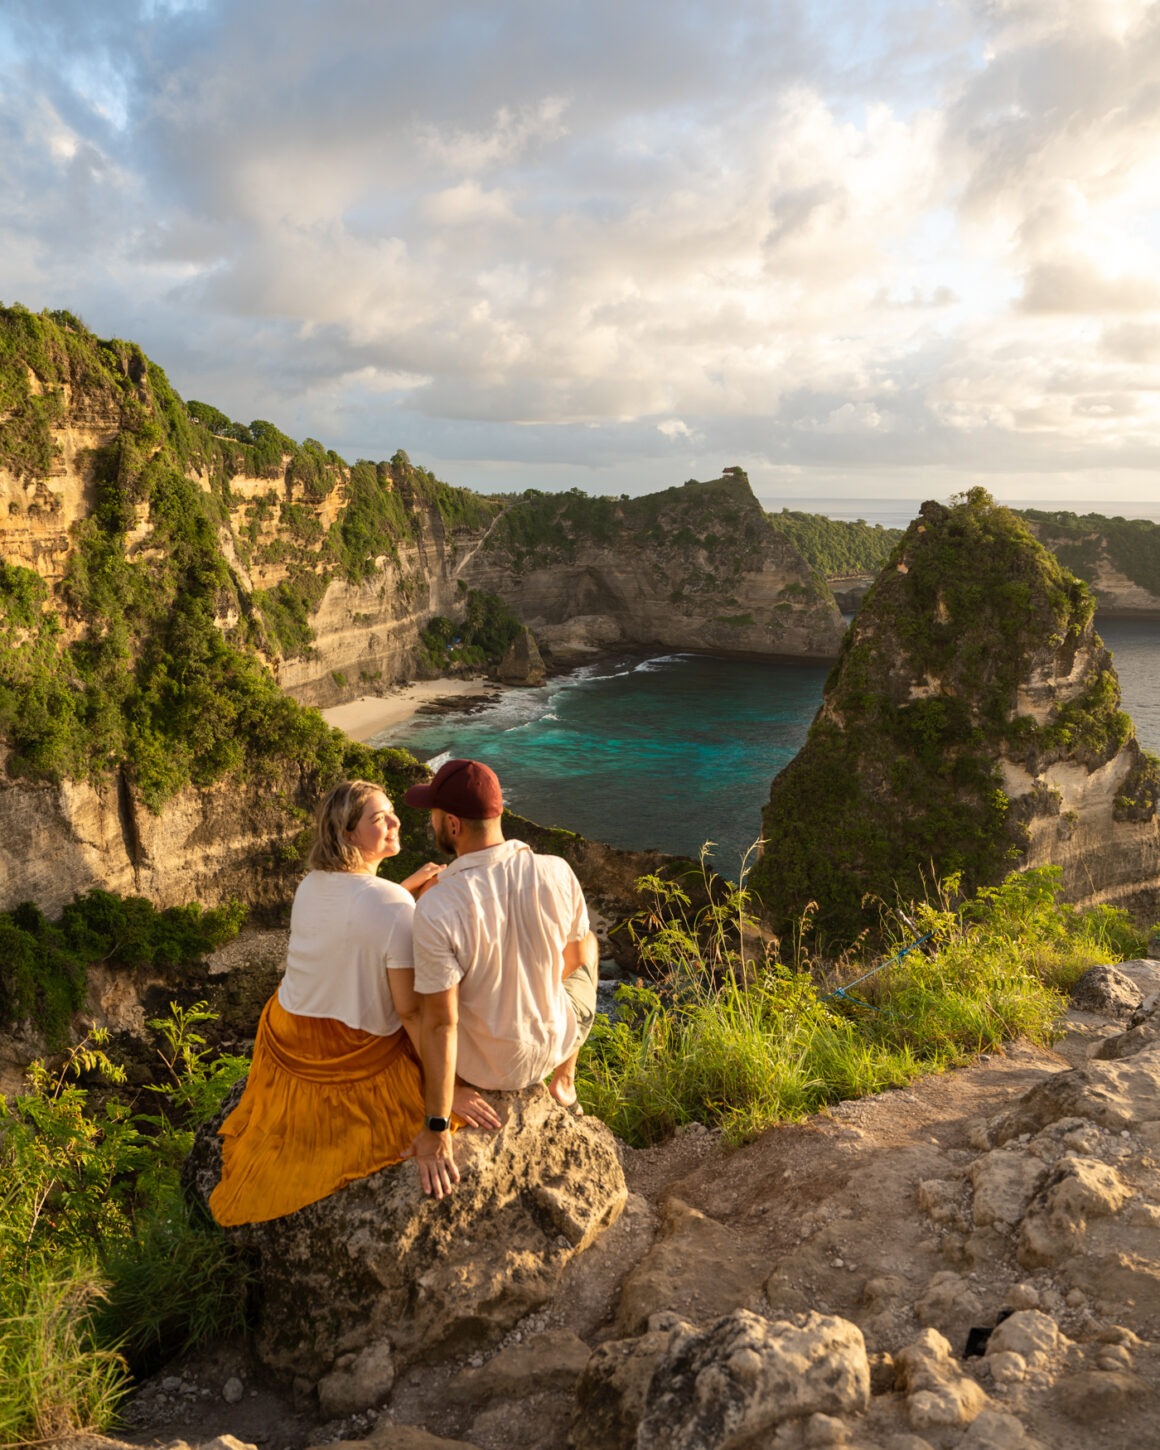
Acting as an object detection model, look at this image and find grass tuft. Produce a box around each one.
[579,860,1154,1148]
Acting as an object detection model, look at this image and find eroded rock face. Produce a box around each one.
[184,1086,626,1404]
[634,1309,870,1450]
[459,475,846,664]
[0,759,318,915]
[1022,515,1160,616]
[752,490,1160,940]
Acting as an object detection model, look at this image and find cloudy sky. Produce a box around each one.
[3,0,1160,509]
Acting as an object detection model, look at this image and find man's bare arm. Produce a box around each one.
[412,986,460,1199]
[562,930,598,979]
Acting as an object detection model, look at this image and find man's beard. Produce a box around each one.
[433,820,456,855]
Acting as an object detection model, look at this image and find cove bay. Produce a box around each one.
[376,615,1160,874]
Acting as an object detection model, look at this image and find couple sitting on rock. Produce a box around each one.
[209,759,599,1224]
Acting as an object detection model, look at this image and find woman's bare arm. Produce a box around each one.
[400,861,446,898]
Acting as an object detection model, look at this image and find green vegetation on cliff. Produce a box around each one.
[419,587,522,671]
[254,450,498,657]
[487,474,810,584]
[1021,507,1160,601]
[0,306,474,818]
[767,508,904,577]
[0,890,246,1044]
[749,489,1134,943]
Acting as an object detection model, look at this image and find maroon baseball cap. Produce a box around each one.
[403,758,504,819]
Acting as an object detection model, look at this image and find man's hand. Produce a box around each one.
[451,1084,502,1129]
[411,1126,459,1199]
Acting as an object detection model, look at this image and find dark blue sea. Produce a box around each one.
[376,616,1159,875]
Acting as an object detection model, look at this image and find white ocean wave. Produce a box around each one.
[570,660,637,684]
[503,708,559,732]
[633,654,689,673]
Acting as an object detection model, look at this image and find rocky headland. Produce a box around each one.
[1022,512,1160,618]
[457,476,845,665]
[750,491,1160,942]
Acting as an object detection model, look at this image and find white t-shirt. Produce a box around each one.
[411,839,590,1090]
[278,870,414,1036]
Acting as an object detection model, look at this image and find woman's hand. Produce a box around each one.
[451,1083,502,1130]
[402,860,446,899]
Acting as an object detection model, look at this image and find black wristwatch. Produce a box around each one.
[425,1115,451,1133]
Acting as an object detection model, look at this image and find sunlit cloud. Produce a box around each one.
[0,0,1158,504]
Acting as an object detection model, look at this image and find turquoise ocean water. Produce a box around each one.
[376,617,1159,875]
[376,495,1160,872]
[379,653,832,873]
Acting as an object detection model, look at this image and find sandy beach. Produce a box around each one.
[320,679,504,743]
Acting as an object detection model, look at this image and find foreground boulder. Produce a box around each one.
[633,1308,870,1449]
[184,1086,626,1408]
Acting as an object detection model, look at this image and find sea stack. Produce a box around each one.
[749,489,1160,941]
[497,625,547,685]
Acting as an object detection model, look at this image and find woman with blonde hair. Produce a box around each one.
[210,779,499,1226]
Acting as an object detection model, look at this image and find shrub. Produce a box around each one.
[0,891,247,1043]
[0,1007,253,1435]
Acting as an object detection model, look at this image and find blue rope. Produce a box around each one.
[823,931,934,1011]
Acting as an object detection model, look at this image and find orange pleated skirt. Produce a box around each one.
[209,994,428,1226]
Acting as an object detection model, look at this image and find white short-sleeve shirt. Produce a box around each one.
[278,870,414,1036]
[411,839,590,1090]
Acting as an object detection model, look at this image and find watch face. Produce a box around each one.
[425,1115,450,1132]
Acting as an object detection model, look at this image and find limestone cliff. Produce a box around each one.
[0,313,501,711]
[0,752,404,918]
[750,491,1160,941]
[459,475,846,661]
[0,308,468,912]
[1022,510,1160,616]
[2,307,837,921]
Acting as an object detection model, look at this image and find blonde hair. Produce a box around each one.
[308,779,388,873]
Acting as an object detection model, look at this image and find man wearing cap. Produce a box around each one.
[402,758,599,1198]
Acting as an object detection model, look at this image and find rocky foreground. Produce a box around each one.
[74,959,1160,1450]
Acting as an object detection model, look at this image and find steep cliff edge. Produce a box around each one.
[1022,510,1160,616]
[0,306,463,912]
[750,490,1160,941]
[459,475,846,661]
